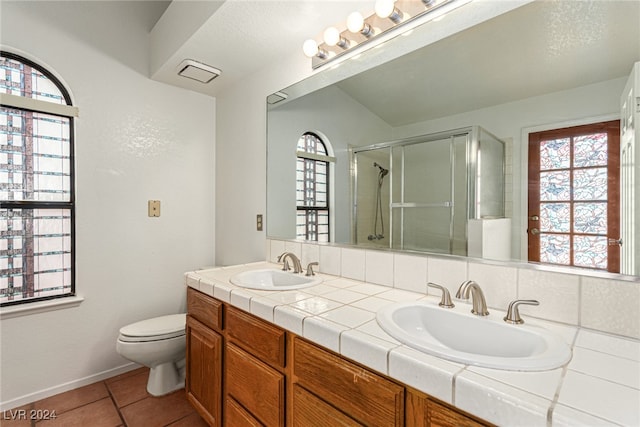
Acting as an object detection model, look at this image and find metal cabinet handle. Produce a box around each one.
[530,228,540,235]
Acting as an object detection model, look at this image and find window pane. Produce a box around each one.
[574,236,607,269]
[1,107,71,202]
[573,168,607,201]
[540,234,570,265]
[540,138,570,170]
[1,208,72,304]
[574,133,607,167]
[0,57,66,104]
[574,202,607,234]
[540,170,570,201]
[540,203,570,232]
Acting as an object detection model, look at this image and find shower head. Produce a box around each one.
[373,162,389,177]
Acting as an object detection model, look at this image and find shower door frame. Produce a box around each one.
[351,127,479,253]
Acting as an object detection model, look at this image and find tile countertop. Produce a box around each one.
[185,262,640,427]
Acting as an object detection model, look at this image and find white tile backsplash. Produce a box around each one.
[517,269,580,324]
[318,244,341,275]
[581,277,640,339]
[341,247,366,281]
[365,250,394,286]
[268,238,640,341]
[394,253,428,293]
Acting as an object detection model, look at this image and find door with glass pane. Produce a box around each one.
[528,121,620,273]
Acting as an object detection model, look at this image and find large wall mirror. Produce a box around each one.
[267,0,640,279]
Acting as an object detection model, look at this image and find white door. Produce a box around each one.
[620,62,640,275]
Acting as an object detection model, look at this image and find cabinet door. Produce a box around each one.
[293,338,404,426]
[406,390,489,427]
[226,343,285,427]
[225,397,263,427]
[291,384,362,427]
[186,315,222,427]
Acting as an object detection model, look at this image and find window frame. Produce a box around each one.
[1,51,76,307]
[296,132,332,242]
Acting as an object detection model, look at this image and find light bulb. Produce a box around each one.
[375,0,402,23]
[375,0,395,18]
[347,12,364,33]
[302,39,319,58]
[323,27,341,46]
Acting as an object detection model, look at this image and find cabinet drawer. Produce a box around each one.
[293,338,404,427]
[187,288,223,332]
[226,305,285,368]
[292,384,362,427]
[225,397,263,427]
[226,343,285,427]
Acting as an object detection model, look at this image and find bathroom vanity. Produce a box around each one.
[185,261,639,426]
[185,286,488,426]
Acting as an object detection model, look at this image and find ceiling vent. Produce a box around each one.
[177,59,221,84]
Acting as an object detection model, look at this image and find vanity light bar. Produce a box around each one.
[303,0,467,69]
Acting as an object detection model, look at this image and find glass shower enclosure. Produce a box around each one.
[352,126,505,256]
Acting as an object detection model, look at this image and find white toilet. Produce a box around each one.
[116,313,187,396]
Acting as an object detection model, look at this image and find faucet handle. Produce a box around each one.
[455,280,472,300]
[504,299,539,324]
[306,262,318,276]
[427,282,455,308]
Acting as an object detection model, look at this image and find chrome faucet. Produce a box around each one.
[305,262,318,276]
[277,252,303,274]
[456,280,489,316]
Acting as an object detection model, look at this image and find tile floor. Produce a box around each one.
[1,368,208,427]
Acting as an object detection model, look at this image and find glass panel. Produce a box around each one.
[1,208,72,304]
[1,107,71,202]
[574,236,608,269]
[540,234,570,265]
[0,56,66,104]
[574,202,607,234]
[573,168,607,200]
[540,170,570,201]
[540,138,570,170]
[540,203,570,232]
[393,207,451,253]
[403,138,451,204]
[574,133,607,167]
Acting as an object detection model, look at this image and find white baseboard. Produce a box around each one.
[0,362,141,411]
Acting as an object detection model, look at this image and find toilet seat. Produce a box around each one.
[118,313,186,343]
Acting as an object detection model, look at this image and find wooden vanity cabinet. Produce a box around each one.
[292,337,404,427]
[186,287,489,427]
[186,288,223,427]
[406,389,491,427]
[224,306,286,427]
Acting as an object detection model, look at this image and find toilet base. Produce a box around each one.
[146,360,185,396]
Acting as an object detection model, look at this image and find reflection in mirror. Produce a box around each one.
[267,0,640,278]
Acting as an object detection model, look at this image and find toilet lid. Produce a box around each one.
[119,313,186,342]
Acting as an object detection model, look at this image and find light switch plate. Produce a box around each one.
[257,214,263,231]
[148,200,161,217]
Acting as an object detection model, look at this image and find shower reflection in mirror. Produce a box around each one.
[352,126,508,258]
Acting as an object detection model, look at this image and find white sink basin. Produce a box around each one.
[230,269,322,291]
[377,301,572,371]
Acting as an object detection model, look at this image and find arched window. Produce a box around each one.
[1,52,77,306]
[296,132,331,242]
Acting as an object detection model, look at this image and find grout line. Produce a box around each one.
[105,380,129,427]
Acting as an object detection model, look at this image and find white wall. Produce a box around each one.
[0,1,215,408]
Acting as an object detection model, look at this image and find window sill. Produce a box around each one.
[0,296,84,320]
